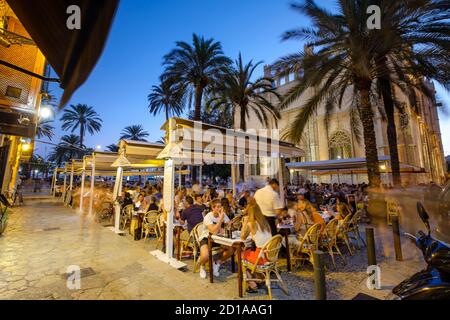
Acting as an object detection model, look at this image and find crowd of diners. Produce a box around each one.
[68,176,370,293]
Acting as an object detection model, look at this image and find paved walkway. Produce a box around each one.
[0,198,426,300]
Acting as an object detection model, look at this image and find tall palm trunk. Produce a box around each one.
[378,69,402,187]
[239,104,246,181]
[192,85,204,183]
[194,85,204,121]
[357,81,381,188]
[165,106,169,121]
[79,125,84,149]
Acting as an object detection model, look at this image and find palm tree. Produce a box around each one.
[36,119,55,140]
[273,0,383,187]
[208,53,281,131]
[48,134,83,165]
[120,125,149,141]
[370,0,450,186]
[162,33,232,121]
[148,79,186,120]
[106,144,119,152]
[60,104,102,148]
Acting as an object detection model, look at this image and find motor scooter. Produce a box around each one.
[392,202,450,299]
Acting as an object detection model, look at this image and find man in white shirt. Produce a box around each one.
[198,199,234,279]
[254,179,285,235]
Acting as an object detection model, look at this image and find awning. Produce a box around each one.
[158,117,305,164]
[287,156,391,171]
[111,140,166,168]
[7,0,119,107]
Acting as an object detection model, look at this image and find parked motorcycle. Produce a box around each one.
[392,202,450,299]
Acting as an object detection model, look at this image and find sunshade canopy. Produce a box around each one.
[112,140,166,169]
[7,0,119,107]
[287,156,391,171]
[158,118,304,165]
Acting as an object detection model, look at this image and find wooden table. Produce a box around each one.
[277,224,294,272]
[208,235,252,298]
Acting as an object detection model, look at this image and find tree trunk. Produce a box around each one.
[165,106,169,121]
[239,104,246,181]
[379,76,402,187]
[192,85,204,181]
[357,83,381,188]
[194,85,204,121]
[79,125,84,149]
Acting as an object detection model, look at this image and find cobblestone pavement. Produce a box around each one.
[0,198,426,300]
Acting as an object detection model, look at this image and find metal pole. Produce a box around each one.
[278,157,285,205]
[113,166,124,234]
[67,164,74,207]
[88,155,96,216]
[62,171,67,201]
[366,228,377,266]
[79,169,86,213]
[391,216,403,261]
[313,250,326,300]
[231,162,237,198]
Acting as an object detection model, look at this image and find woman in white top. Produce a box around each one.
[240,199,272,292]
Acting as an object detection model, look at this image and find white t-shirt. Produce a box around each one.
[200,211,230,240]
[254,185,284,217]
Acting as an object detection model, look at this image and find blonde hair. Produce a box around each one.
[247,198,271,233]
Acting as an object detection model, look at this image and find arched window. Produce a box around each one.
[329,130,352,160]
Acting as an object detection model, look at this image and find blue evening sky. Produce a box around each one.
[35,0,450,158]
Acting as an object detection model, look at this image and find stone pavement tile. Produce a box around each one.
[0,199,427,300]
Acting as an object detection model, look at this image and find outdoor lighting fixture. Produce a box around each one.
[380,164,387,170]
[96,145,102,150]
[39,106,53,119]
[21,143,31,152]
[290,169,295,174]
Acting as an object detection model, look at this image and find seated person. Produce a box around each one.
[237,190,250,210]
[198,199,234,279]
[121,191,133,209]
[134,194,149,213]
[148,196,159,212]
[177,196,204,233]
[335,194,354,220]
[221,197,236,220]
[225,192,237,211]
[194,193,207,212]
[240,199,273,292]
[297,194,325,230]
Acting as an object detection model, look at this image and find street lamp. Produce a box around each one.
[96,145,102,151]
[39,106,53,119]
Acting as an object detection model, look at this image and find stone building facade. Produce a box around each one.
[238,64,447,186]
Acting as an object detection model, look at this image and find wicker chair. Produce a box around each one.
[179,226,196,259]
[242,235,289,300]
[141,210,160,242]
[291,223,322,268]
[120,205,134,231]
[320,219,346,269]
[337,214,355,255]
[347,211,366,249]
